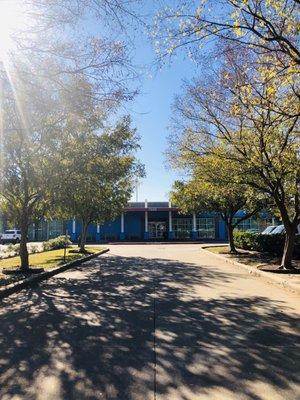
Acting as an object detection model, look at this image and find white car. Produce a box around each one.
[270,224,300,235]
[0,229,21,244]
[261,226,277,235]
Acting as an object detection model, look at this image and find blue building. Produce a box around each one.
[26,200,270,242]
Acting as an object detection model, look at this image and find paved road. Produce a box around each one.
[0,244,299,400]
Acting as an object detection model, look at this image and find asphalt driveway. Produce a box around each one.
[0,244,299,400]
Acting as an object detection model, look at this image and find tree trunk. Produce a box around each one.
[281,224,297,269]
[20,220,29,271]
[227,223,237,254]
[79,220,89,253]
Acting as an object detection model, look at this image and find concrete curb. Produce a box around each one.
[0,248,109,300]
[201,246,300,295]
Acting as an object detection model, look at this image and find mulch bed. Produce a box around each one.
[223,249,300,274]
[257,265,300,274]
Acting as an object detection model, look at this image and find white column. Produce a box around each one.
[121,213,125,233]
[272,217,275,225]
[193,212,197,231]
[97,223,100,234]
[145,199,148,232]
[145,211,148,232]
[32,223,36,241]
[72,218,76,234]
[169,201,172,232]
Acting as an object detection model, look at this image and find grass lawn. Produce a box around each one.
[206,246,230,254]
[0,245,105,270]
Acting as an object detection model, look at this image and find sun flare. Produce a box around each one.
[0,0,27,57]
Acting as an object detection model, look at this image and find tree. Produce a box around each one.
[0,0,143,270]
[1,0,142,102]
[168,51,300,268]
[55,115,144,252]
[170,155,265,253]
[0,70,63,271]
[154,0,300,68]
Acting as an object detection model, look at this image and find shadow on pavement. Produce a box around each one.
[0,254,299,399]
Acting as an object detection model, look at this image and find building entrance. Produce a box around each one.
[148,221,166,239]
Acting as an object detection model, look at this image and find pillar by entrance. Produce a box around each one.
[120,212,125,240]
[192,212,198,240]
[71,218,76,242]
[96,223,101,242]
[143,199,149,240]
[168,201,174,240]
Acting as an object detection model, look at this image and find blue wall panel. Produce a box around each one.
[124,212,143,240]
[70,220,97,242]
[100,217,121,241]
[218,220,226,241]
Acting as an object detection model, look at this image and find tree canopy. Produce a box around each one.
[55,115,144,251]
[170,154,266,253]
[154,0,300,68]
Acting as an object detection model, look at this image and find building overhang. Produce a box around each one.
[124,207,179,212]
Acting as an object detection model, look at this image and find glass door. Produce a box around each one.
[148,222,166,239]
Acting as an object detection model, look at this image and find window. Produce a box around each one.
[48,220,64,239]
[196,218,215,239]
[233,217,268,232]
[35,221,48,241]
[28,225,36,241]
[173,218,192,239]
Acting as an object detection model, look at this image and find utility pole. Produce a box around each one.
[135,177,140,202]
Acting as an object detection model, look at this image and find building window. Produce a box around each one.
[28,225,36,241]
[173,218,192,239]
[233,217,268,232]
[30,220,64,241]
[35,220,48,241]
[48,220,64,239]
[196,218,215,239]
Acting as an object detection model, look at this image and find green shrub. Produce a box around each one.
[233,231,258,251]
[43,235,72,251]
[5,243,20,253]
[29,244,40,254]
[257,234,285,255]
[233,230,300,257]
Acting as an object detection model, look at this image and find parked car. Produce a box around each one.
[245,228,261,234]
[261,225,277,235]
[0,229,21,244]
[270,224,300,235]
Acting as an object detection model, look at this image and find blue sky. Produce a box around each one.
[85,2,200,201]
[126,28,197,201]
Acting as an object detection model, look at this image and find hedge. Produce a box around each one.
[43,235,72,251]
[233,230,300,257]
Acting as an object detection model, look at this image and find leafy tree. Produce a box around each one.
[1,0,142,104]
[169,51,300,268]
[0,0,143,269]
[0,70,63,271]
[170,155,265,253]
[55,116,144,252]
[154,0,300,68]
